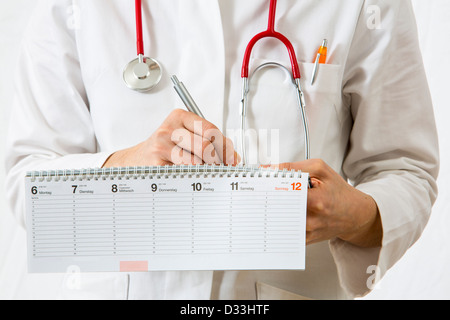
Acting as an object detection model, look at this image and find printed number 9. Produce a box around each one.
[151,184,157,192]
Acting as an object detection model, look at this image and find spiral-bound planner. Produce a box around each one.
[25,165,308,273]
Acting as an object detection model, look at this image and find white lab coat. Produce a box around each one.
[5,0,439,300]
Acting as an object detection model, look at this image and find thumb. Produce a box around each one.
[267,163,296,171]
[266,162,300,172]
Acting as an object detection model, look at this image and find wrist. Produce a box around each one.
[102,146,139,168]
[338,190,383,248]
[102,152,122,168]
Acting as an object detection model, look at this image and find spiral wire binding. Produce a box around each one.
[27,165,302,182]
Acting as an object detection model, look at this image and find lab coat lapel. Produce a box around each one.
[178,0,225,131]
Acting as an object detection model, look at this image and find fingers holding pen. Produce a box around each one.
[171,77,241,166]
[102,109,240,168]
[170,127,221,165]
[173,109,240,165]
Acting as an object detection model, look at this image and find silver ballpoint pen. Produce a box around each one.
[171,75,205,118]
[311,39,328,86]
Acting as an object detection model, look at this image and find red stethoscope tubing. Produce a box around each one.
[135,0,300,79]
[241,0,301,79]
[135,0,144,56]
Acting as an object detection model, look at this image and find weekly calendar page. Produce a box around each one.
[25,166,308,273]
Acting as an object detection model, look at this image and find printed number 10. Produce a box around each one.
[291,182,302,190]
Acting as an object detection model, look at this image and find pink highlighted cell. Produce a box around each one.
[120,261,149,272]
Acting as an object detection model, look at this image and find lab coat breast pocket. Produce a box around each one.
[300,62,349,171]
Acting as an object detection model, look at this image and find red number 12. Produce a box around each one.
[291,182,302,190]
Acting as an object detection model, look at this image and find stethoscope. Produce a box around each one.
[123,0,163,92]
[124,0,310,164]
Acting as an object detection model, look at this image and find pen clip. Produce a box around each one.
[311,53,321,86]
[310,39,328,86]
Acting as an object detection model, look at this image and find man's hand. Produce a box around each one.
[274,159,382,248]
[103,109,240,167]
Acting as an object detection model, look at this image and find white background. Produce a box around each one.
[1,1,449,299]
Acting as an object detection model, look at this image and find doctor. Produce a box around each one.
[5,0,439,300]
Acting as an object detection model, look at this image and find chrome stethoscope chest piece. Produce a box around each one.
[123,55,162,92]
